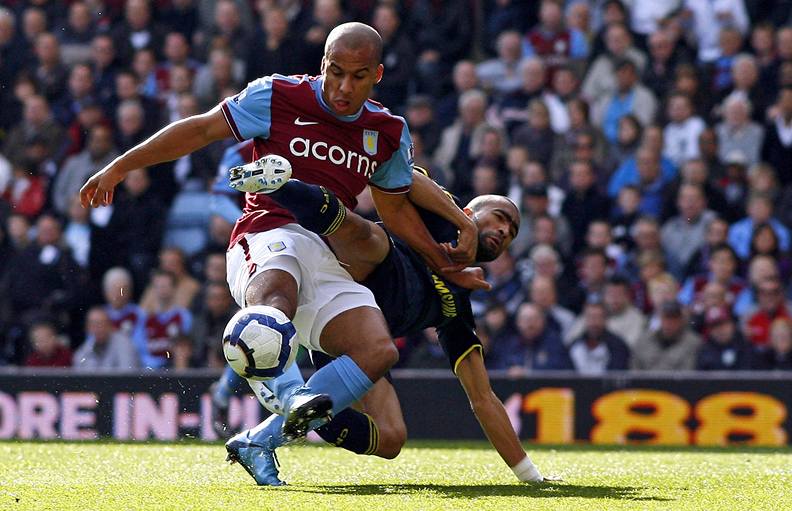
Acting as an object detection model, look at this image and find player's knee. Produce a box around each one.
[349,337,398,376]
[245,269,299,319]
[376,423,407,460]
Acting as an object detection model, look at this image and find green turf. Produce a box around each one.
[2,441,792,511]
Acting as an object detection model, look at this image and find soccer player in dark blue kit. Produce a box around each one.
[224,162,548,485]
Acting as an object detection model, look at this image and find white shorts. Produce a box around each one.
[226,224,378,353]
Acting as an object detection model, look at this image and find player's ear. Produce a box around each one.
[320,57,328,74]
[375,64,384,84]
[463,207,474,218]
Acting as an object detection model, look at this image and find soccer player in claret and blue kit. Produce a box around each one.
[226,163,549,485]
[80,23,485,483]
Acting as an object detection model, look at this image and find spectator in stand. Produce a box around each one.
[728,193,790,261]
[543,64,580,134]
[684,216,730,279]
[696,305,751,370]
[522,0,588,68]
[53,63,96,127]
[24,321,72,368]
[742,277,792,347]
[244,6,302,83]
[471,251,526,317]
[102,267,143,340]
[661,183,716,278]
[761,85,792,186]
[716,95,764,167]
[751,23,777,91]
[751,318,792,370]
[90,35,119,107]
[609,114,643,170]
[404,95,441,158]
[29,32,68,103]
[679,243,749,314]
[643,29,689,100]
[476,302,514,359]
[93,168,165,294]
[193,48,241,111]
[512,99,556,167]
[632,300,702,370]
[565,247,610,314]
[562,159,610,253]
[435,60,479,129]
[196,0,251,63]
[72,307,139,371]
[138,270,192,369]
[6,214,83,322]
[112,0,167,65]
[370,4,413,111]
[734,255,782,318]
[487,302,572,373]
[592,59,657,143]
[140,247,201,312]
[2,95,63,166]
[582,22,646,104]
[189,281,237,368]
[529,275,575,340]
[110,70,162,137]
[685,0,749,64]
[722,54,771,123]
[52,125,117,216]
[662,158,730,222]
[433,89,491,197]
[569,300,630,374]
[663,93,706,166]
[494,57,547,136]
[410,0,472,97]
[477,31,526,98]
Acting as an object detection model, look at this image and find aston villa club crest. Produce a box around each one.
[363,130,379,155]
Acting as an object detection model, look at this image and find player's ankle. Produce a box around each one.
[511,456,543,482]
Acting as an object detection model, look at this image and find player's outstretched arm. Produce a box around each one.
[80,106,233,208]
[455,349,544,482]
[370,189,488,290]
[408,170,477,266]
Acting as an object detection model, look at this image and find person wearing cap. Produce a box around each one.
[696,306,751,370]
[631,300,702,371]
[727,192,790,261]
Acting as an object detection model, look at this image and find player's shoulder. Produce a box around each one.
[242,73,312,94]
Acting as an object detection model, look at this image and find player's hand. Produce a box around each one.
[80,164,126,208]
[444,219,477,265]
[440,266,491,291]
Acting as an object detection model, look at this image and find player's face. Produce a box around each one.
[471,202,519,262]
[321,46,383,116]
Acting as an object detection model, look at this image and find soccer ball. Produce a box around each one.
[222,305,298,380]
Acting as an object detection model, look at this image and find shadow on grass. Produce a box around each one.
[277,482,674,501]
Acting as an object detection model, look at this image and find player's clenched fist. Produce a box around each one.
[80,164,126,208]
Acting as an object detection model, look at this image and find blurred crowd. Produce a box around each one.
[1,0,791,374]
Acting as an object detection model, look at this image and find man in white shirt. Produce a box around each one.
[663,92,706,166]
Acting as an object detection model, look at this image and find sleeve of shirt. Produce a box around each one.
[220,76,274,142]
[569,29,589,59]
[369,119,413,193]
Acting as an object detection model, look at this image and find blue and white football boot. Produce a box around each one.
[228,154,292,194]
[225,426,285,486]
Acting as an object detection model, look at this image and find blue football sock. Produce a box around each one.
[213,366,246,407]
[264,360,305,403]
[248,413,287,449]
[285,355,373,416]
[268,180,346,236]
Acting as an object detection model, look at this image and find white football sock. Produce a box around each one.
[511,456,543,482]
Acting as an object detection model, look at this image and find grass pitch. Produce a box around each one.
[2,441,791,511]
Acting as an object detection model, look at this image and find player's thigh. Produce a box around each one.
[318,305,397,378]
[328,216,389,282]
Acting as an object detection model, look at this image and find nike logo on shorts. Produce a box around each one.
[294,117,319,126]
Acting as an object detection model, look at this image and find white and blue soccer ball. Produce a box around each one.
[222,305,298,381]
